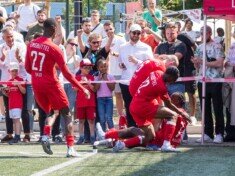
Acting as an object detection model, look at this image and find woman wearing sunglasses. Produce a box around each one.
[78,29,114,76]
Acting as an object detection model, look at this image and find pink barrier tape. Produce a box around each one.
[1,77,235,85]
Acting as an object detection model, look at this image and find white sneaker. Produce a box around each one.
[96,123,105,140]
[66,146,79,157]
[113,140,125,152]
[213,134,223,144]
[93,138,113,147]
[196,134,213,143]
[190,116,197,126]
[41,135,53,155]
[161,144,179,152]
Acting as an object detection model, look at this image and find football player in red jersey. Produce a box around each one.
[25,18,90,157]
[95,67,190,152]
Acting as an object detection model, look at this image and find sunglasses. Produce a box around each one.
[69,43,78,47]
[105,28,113,32]
[91,41,101,45]
[132,31,141,35]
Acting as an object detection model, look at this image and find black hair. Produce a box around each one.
[165,66,179,81]
[96,58,107,67]
[43,18,56,29]
[82,17,91,24]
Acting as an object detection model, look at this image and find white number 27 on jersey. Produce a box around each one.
[31,51,45,72]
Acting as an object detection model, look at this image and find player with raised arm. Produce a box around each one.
[25,18,90,157]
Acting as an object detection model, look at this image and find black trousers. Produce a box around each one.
[3,93,30,134]
[37,102,60,137]
[119,83,136,127]
[198,82,224,138]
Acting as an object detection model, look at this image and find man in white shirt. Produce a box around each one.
[16,0,40,40]
[118,24,153,127]
[91,10,106,38]
[0,27,30,143]
[181,19,200,42]
[102,21,126,124]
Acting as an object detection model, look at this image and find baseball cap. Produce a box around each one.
[9,62,19,71]
[80,58,94,67]
[129,24,142,32]
[43,18,57,28]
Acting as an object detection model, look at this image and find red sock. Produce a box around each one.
[124,136,142,148]
[66,135,74,147]
[164,122,176,141]
[43,125,51,136]
[119,115,127,129]
[105,129,119,140]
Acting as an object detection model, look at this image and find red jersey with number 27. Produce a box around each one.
[129,59,166,96]
[25,36,83,91]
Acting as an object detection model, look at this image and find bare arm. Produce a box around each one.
[77,29,86,53]
[105,30,115,53]
[18,84,26,94]
[53,16,63,46]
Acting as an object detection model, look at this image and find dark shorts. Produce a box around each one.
[184,69,197,94]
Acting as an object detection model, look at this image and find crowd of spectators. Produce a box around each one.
[0,0,235,146]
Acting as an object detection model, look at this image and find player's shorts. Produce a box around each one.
[9,108,22,119]
[130,98,158,127]
[33,83,69,113]
[77,107,96,120]
[114,75,121,93]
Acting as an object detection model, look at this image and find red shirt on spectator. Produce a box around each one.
[140,34,159,52]
[75,74,95,108]
[7,76,25,109]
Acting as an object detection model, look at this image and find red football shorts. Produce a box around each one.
[76,107,96,120]
[130,98,158,127]
[33,84,69,113]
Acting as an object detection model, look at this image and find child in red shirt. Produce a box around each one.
[2,62,26,144]
[75,59,96,144]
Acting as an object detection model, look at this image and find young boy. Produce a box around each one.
[75,59,96,145]
[2,62,26,144]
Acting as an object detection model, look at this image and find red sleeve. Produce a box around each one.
[25,45,32,74]
[53,48,85,92]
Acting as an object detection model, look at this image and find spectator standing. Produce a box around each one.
[78,28,114,74]
[75,59,96,145]
[0,5,7,31]
[142,0,162,32]
[223,41,235,141]
[0,18,24,44]
[94,59,115,131]
[0,27,30,143]
[136,18,161,52]
[25,9,47,43]
[90,10,106,38]
[16,0,40,40]
[67,17,92,46]
[2,62,26,144]
[102,21,126,126]
[181,19,200,42]
[118,24,153,127]
[156,22,187,95]
[192,25,225,143]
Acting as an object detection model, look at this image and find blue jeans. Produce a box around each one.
[167,83,185,96]
[97,97,114,131]
[60,83,76,134]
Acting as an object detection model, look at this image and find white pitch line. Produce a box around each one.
[30,152,96,176]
